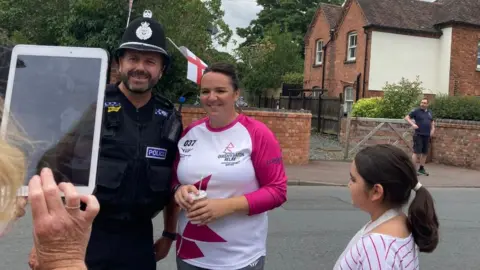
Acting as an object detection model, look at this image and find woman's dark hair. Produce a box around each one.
[354,144,439,253]
[203,62,240,91]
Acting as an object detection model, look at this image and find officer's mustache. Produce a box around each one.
[128,70,151,80]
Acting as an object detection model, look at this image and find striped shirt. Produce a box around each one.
[337,233,419,270]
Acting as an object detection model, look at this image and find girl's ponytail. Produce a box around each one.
[407,185,439,253]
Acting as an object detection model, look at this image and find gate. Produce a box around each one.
[342,117,415,160]
[253,89,343,136]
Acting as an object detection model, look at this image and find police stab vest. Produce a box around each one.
[93,84,182,221]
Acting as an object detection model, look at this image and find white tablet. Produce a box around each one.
[0,44,109,196]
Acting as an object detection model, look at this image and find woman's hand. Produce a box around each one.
[14,196,28,220]
[174,185,199,211]
[28,245,38,269]
[186,198,237,225]
[28,168,100,269]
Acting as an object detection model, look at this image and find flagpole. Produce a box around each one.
[126,0,133,28]
[166,37,187,57]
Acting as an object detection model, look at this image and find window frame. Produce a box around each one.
[344,86,354,113]
[477,40,480,71]
[347,32,357,61]
[315,39,323,65]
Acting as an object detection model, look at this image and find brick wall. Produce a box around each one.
[180,106,312,165]
[340,117,480,170]
[303,9,332,90]
[332,0,368,98]
[449,26,480,96]
[303,0,370,99]
[431,119,480,169]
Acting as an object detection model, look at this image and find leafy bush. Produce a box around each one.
[282,72,304,85]
[429,95,480,121]
[378,77,424,119]
[351,97,382,117]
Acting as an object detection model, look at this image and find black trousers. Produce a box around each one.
[85,218,156,270]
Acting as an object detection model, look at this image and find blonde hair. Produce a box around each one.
[0,98,27,222]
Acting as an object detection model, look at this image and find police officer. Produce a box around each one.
[29,10,183,270]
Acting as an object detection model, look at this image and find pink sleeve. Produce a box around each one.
[243,121,287,215]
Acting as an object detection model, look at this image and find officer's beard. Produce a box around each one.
[120,70,158,94]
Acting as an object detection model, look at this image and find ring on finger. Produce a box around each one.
[65,205,81,210]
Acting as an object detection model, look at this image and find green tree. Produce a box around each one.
[235,24,303,96]
[236,0,343,57]
[0,0,233,100]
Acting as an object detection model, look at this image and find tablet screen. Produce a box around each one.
[3,54,102,186]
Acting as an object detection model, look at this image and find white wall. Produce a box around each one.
[368,28,452,95]
[438,27,452,95]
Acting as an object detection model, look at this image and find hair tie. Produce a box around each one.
[413,182,422,191]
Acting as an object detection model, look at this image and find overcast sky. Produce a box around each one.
[214,0,263,54]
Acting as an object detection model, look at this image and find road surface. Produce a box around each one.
[1,186,479,269]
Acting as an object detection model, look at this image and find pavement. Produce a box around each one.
[286,160,480,188]
[2,186,480,269]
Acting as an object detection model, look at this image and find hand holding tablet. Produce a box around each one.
[0,44,109,196]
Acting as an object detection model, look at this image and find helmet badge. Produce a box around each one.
[136,21,152,40]
[136,10,153,40]
[143,10,153,18]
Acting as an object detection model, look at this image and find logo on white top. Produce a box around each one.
[180,140,197,158]
[223,142,234,153]
[217,142,245,166]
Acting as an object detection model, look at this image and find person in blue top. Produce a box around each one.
[404,98,435,176]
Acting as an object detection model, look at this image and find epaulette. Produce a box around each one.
[105,84,120,97]
[152,92,175,110]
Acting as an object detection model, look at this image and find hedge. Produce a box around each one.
[429,95,480,121]
[352,95,480,121]
[351,77,480,121]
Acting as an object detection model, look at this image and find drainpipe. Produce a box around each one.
[355,73,361,101]
[362,28,370,98]
[321,28,336,90]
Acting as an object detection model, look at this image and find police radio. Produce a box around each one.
[158,95,184,143]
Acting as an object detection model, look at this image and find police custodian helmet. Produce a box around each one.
[115,10,171,71]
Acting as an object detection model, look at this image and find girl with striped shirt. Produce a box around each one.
[334,144,439,270]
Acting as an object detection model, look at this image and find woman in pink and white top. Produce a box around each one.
[172,62,287,270]
[334,144,440,270]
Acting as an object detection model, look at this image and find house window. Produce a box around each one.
[347,32,357,61]
[477,41,480,71]
[315,40,323,65]
[344,86,354,113]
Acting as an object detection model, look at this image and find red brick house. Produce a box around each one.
[303,0,480,114]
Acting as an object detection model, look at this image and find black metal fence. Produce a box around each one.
[251,89,344,135]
